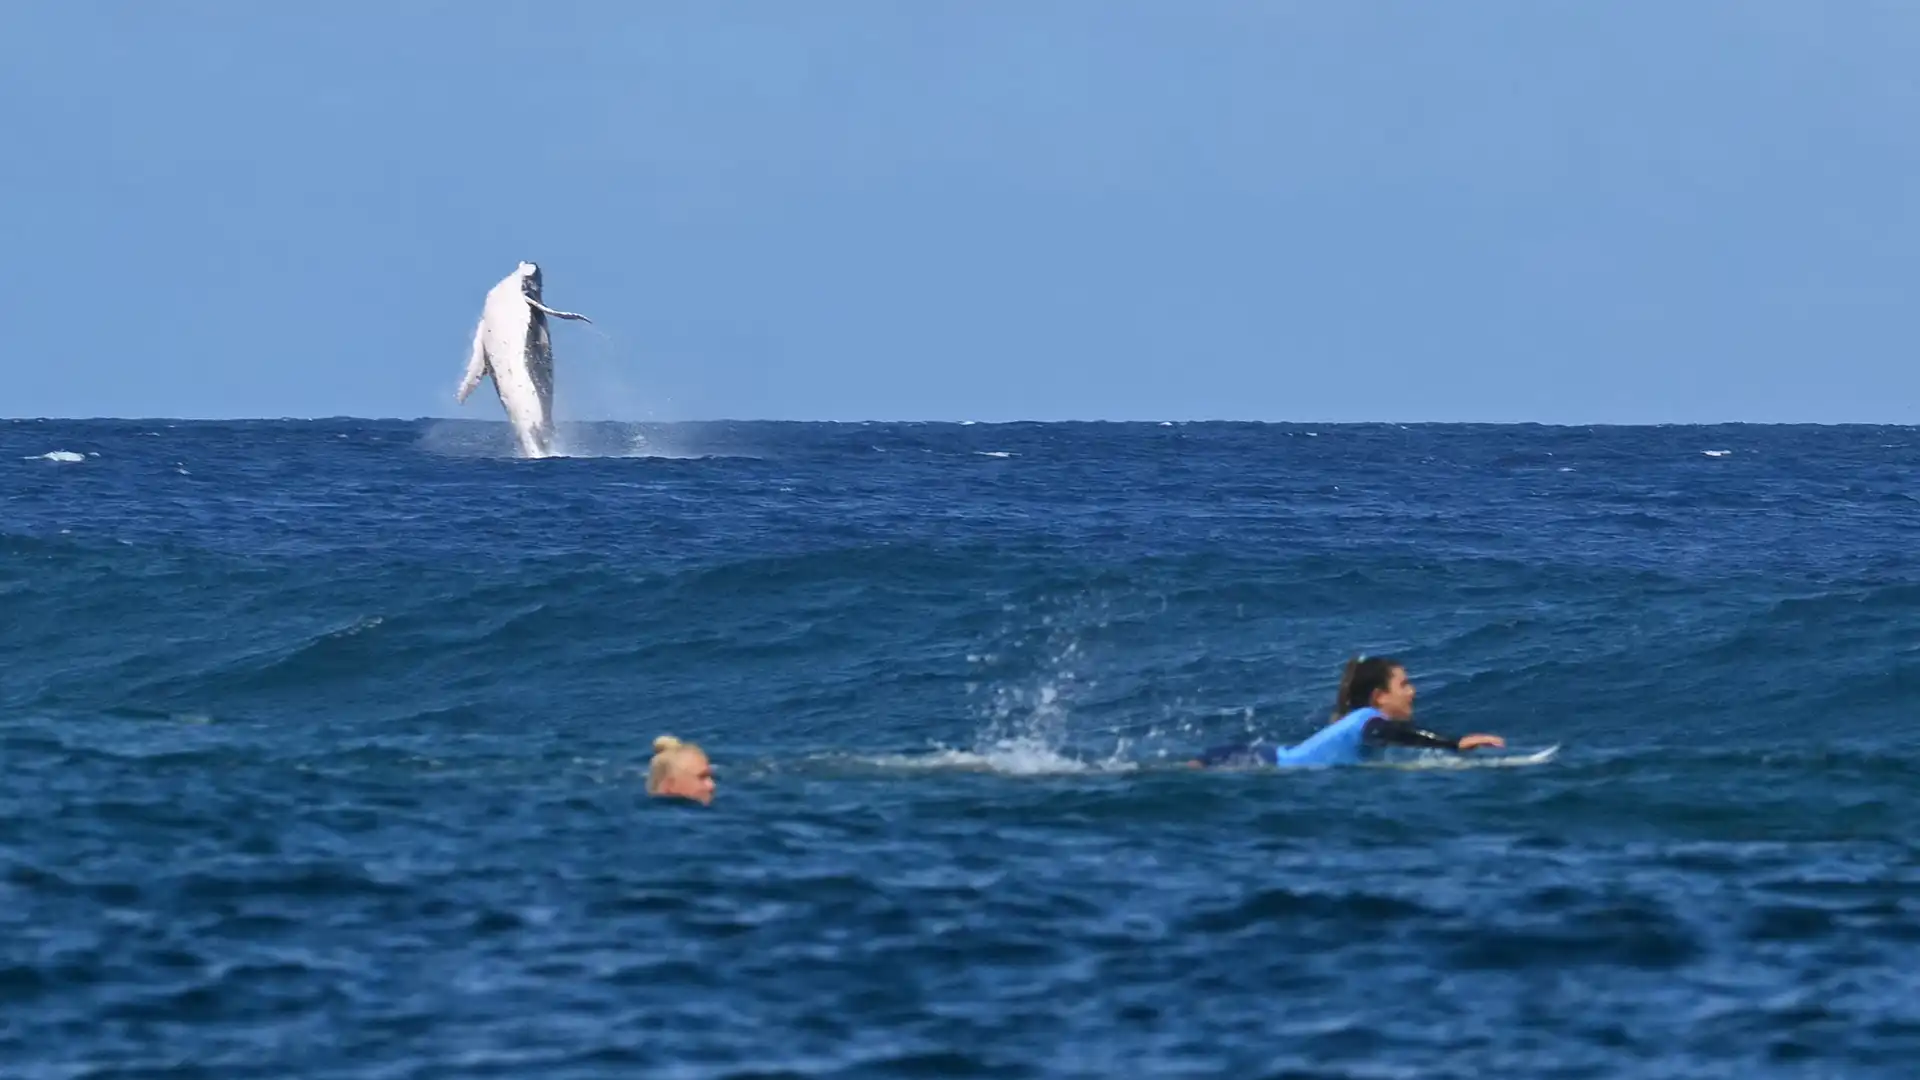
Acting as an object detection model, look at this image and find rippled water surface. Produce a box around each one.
[4,419,1918,1078]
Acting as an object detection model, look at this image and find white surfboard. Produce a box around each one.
[1369,744,1561,770]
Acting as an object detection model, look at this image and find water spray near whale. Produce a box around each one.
[455,261,592,459]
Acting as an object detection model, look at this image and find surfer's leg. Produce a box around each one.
[1188,742,1268,769]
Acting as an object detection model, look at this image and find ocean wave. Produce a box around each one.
[6,420,1920,1076]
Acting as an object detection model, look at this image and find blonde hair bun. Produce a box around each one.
[652,735,683,754]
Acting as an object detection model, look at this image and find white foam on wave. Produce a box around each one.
[1702,449,1732,458]
[974,450,1015,459]
[417,420,753,461]
[28,451,87,463]
[842,742,1132,777]
[811,742,1559,778]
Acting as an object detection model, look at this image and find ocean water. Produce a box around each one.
[3,418,1918,1079]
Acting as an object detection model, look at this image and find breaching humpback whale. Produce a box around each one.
[456,261,592,458]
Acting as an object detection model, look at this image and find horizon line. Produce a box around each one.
[6,415,1919,429]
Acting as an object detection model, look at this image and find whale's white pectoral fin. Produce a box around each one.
[525,297,592,323]
[456,320,490,403]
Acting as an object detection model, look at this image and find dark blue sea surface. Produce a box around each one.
[4,419,1919,1079]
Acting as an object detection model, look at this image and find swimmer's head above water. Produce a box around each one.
[1334,654,1415,722]
[648,735,715,805]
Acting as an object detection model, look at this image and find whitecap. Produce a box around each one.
[820,742,1135,777]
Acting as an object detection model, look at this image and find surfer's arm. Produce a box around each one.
[1363,718,1504,752]
[456,321,489,403]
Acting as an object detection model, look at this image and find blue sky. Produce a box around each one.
[3,3,1916,423]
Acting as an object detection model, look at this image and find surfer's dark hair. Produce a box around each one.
[1334,655,1404,719]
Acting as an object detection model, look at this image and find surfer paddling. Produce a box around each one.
[1190,655,1506,768]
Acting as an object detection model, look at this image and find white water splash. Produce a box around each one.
[417,420,748,461]
[947,597,1148,773]
[28,451,87,463]
[849,744,1121,777]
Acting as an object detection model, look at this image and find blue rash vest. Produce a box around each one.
[1191,709,1463,769]
[1272,706,1383,767]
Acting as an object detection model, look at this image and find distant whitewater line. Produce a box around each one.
[416,418,749,461]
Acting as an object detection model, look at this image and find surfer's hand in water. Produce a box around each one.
[1456,734,1506,751]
